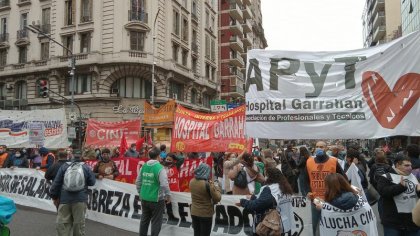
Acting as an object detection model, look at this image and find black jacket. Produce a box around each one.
[377,169,420,230]
[45,160,68,182]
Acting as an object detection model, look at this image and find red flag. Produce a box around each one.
[119,133,129,158]
[136,137,145,152]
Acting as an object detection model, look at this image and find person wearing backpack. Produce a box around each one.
[229,152,264,195]
[45,151,68,182]
[237,168,294,235]
[49,151,96,236]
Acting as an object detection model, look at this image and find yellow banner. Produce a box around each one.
[144,100,176,127]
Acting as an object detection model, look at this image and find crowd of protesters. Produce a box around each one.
[1,141,420,236]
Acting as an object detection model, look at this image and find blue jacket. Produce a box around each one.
[330,191,358,210]
[49,160,96,204]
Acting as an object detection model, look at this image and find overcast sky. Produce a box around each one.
[261,0,366,51]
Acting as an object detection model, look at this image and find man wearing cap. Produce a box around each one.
[136,147,171,236]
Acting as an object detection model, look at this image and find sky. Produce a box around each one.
[261,0,366,51]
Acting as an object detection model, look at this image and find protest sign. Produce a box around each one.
[85,119,141,148]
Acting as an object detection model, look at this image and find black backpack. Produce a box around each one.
[234,166,248,188]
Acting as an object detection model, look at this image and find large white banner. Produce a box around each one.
[0,108,69,148]
[245,32,420,139]
[0,169,312,236]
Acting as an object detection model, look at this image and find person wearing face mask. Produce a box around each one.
[93,148,119,180]
[163,153,183,221]
[5,150,29,168]
[223,152,241,194]
[0,145,9,168]
[66,147,74,160]
[305,140,346,236]
[125,143,140,158]
[377,155,420,235]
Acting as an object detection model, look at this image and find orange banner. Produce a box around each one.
[171,105,250,153]
[144,100,176,128]
[85,119,141,148]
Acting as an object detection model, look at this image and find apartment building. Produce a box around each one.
[401,0,420,35]
[218,0,267,102]
[362,0,401,47]
[0,0,218,121]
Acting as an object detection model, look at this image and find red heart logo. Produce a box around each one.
[361,71,420,129]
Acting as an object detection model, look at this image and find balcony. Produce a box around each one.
[80,15,92,23]
[228,85,245,97]
[128,10,148,23]
[372,11,385,29]
[40,24,51,34]
[241,5,252,19]
[16,29,28,40]
[372,0,384,16]
[242,32,252,46]
[242,19,252,33]
[0,0,10,9]
[229,20,242,36]
[229,2,243,22]
[229,35,244,53]
[0,33,8,43]
[373,25,385,42]
[228,53,244,67]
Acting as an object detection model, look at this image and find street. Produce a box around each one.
[8,205,138,236]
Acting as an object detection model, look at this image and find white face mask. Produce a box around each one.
[15,154,21,157]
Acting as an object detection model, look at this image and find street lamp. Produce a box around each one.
[151,8,161,105]
[26,24,76,114]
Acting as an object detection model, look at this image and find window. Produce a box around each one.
[191,89,197,104]
[182,0,187,9]
[130,31,145,51]
[111,77,151,99]
[205,35,210,58]
[80,32,91,53]
[41,8,51,34]
[169,81,184,101]
[211,15,215,31]
[0,83,6,100]
[67,74,92,95]
[0,18,7,42]
[205,10,209,28]
[205,63,210,78]
[0,49,6,66]
[20,13,27,30]
[172,43,179,62]
[192,1,197,17]
[62,35,73,56]
[15,81,27,99]
[211,67,216,81]
[211,39,215,61]
[182,16,188,41]
[81,0,92,23]
[192,58,197,73]
[173,10,180,36]
[182,49,188,66]
[202,93,210,108]
[41,42,49,60]
[65,0,74,26]
[18,46,27,64]
[130,0,146,21]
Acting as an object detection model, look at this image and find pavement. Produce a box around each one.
[8,205,138,236]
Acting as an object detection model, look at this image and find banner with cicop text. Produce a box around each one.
[85,119,141,148]
[171,105,251,153]
[144,100,176,128]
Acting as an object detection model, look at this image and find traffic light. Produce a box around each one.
[38,79,48,98]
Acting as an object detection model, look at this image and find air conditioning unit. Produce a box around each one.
[111,88,119,94]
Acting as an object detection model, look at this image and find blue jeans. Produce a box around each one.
[383,226,420,236]
[311,204,320,235]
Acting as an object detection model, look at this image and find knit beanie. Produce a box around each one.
[194,163,210,180]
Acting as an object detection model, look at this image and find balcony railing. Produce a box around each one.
[0,0,10,8]
[40,24,50,34]
[128,10,148,23]
[17,29,28,40]
[0,33,8,42]
[80,15,92,23]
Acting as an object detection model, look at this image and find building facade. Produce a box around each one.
[0,0,218,122]
[218,0,266,102]
[362,0,401,47]
[401,0,420,35]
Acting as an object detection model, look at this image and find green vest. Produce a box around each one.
[140,162,163,202]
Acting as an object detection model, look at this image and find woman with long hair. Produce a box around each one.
[229,152,264,195]
[238,168,295,235]
[296,146,311,196]
[315,173,378,235]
